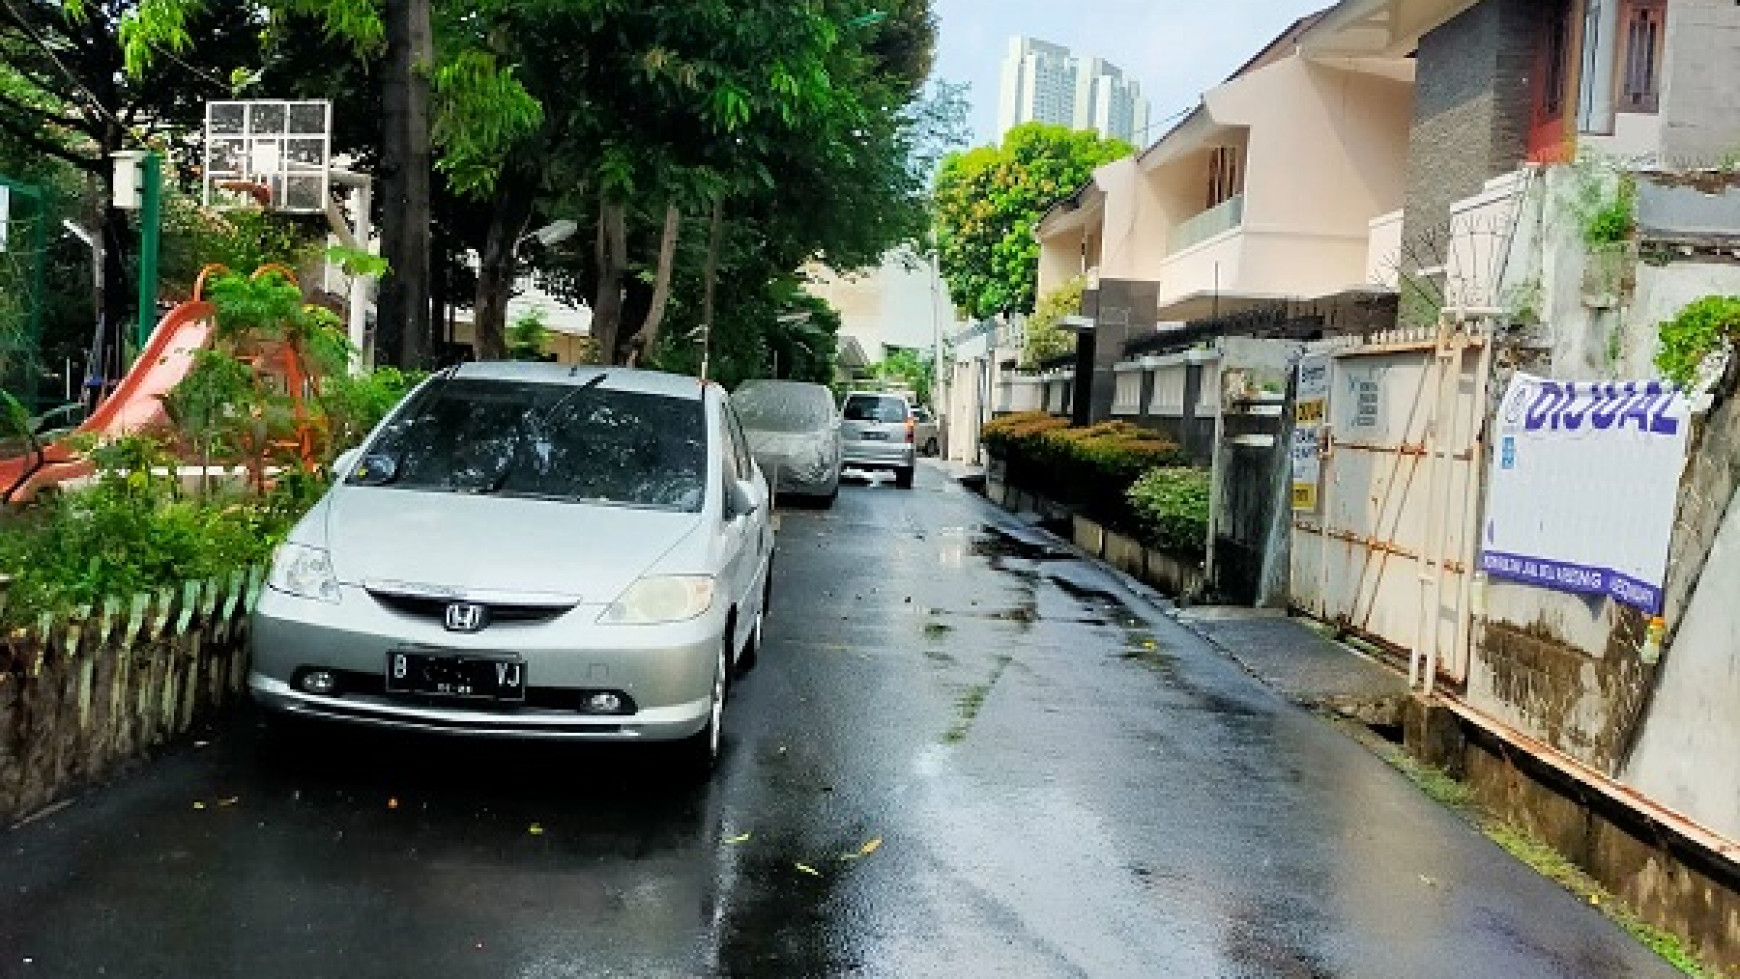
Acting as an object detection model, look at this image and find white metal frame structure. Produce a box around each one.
[1289,310,1499,691]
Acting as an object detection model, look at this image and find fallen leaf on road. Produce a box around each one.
[725,832,752,844]
[528,823,544,836]
[795,863,822,877]
[842,837,883,860]
[191,802,206,810]
[218,797,239,808]
[1419,875,1437,887]
[388,797,400,810]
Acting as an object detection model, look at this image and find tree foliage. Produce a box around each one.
[932,123,1129,321]
[1024,275,1085,368]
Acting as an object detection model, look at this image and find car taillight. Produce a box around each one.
[905,417,916,443]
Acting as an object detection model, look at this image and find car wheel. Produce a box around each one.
[679,640,727,773]
[894,466,915,489]
[821,483,839,508]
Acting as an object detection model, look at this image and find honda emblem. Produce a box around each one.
[444,602,488,633]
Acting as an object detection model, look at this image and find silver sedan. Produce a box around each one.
[249,364,774,769]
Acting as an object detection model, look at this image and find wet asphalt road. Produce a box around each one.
[0,465,1679,978]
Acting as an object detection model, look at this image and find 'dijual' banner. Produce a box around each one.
[1480,373,1692,614]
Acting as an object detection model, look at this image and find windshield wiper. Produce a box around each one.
[484,372,609,494]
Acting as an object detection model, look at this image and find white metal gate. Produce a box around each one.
[1290,319,1495,687]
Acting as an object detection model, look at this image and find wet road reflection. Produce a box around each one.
[0,465,1680,978]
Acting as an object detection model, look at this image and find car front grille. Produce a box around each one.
[367,590,575,625]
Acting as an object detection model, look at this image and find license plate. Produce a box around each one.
[859,431,889,441]
[386,651,527,701]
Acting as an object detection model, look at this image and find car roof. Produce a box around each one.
[735,379,830,392]
[451,362,707,401]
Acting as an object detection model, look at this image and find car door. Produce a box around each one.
[720,400,769,656]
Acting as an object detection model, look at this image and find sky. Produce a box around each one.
[931,0,1330,148]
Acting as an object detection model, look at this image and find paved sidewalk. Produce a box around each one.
[1171,606,1410,726]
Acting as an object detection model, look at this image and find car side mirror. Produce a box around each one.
[333,447,363,477]
[726,478,759,520]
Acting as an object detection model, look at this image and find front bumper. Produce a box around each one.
[249,585,720,741]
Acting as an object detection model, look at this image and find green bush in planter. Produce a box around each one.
[1127,467,1211,553]
[981,413,1186,530]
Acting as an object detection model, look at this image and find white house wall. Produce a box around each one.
[1658,0,1740,164]
[1623,477,1740,842]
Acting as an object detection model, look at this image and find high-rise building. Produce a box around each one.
[998,37,1151,145]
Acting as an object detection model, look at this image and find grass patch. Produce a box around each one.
[943,655,1011,744]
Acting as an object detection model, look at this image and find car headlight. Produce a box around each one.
[599,575,715,625]
[267,543,342,604]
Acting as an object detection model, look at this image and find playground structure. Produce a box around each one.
[1,99,371,505]
[0,264,329,505]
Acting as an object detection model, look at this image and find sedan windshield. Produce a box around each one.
[355,378,706,511]
[732,383,836,434]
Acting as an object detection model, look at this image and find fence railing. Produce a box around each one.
[0,568,262,822]
[1169,194,1245,255]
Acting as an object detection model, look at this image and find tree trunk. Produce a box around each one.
[625,204,682,366]
[472,179,537,360]
[376,0,434,370]
[592,198,629,364]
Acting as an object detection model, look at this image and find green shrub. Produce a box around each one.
[0,435,324,626]
[1655,296,1740,390]
[1127,467,1212,553]
[317,367,423,459]
[982,412,1187,530]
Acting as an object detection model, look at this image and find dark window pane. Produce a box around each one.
[843,395,908,423]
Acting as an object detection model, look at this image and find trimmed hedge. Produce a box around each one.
[982,412,1186,534]
[1127,467,1211,554]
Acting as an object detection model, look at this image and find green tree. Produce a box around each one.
[0,2,276,359]
[932,123,1128,321]
[1024,275,1085,368]
[872,347,934,405]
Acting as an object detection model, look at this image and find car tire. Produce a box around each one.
[894,466,915,490]
[679,641,728,774]
[822,481,839,508]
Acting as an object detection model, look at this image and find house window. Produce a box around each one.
[1541,0,1575,119]
[1620,0,1665,113]
[1207,146,1241,210]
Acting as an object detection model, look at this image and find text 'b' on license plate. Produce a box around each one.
[386,652,527,701]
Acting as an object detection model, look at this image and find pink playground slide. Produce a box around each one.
[0,300,215,504]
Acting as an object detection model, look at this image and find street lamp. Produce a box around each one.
[515,219,578,255]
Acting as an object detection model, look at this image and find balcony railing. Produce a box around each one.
[1168,195,1244,255]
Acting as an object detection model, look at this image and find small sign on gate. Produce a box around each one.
[1292,354,1330,512]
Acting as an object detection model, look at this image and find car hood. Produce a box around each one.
[317,487,701,604]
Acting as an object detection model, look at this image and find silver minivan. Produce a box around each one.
[840,391,916,489]
[249,364,774,769]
